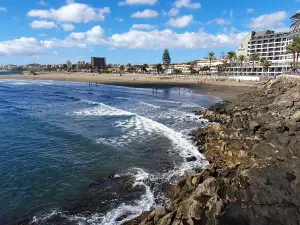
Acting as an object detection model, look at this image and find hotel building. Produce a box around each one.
[231,29,300,76]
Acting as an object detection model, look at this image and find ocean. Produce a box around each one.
[0,71,21,75]
[0,79,221,225]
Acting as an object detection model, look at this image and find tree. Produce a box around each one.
[287,43,297,70]
[249,53,260,73]
[260,58,272,75]
[207,52,216,75]
[120,65,125,72]
[216,65,224,75]
[189,61,197,74]
[142,64,148,73]
[173,69,182,75]
[200,66,210,75]
[290,12,300,31]
[162,49,171,67]
[226,51,236,75]
[155,63,164,74]
[127,63,133,73]
[238,55,246,75]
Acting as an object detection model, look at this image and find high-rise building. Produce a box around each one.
[66,60,72,69]
[91,57,106,69]
[232,29,300,76]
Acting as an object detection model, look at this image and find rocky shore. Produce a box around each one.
[125,76,300,225]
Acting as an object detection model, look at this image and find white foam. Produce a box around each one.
[101,168,155,225]
[181,102,202,108]
[72,101,207,224]
[76,102,205,168]
[114,97,131,100]
[32,210,61,223]
[138,101,161,109]
[74,103,132,117]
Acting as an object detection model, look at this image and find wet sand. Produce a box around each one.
[0,73,257,100]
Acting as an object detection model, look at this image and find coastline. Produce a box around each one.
[0,73,257,100]
[125,76,300,225]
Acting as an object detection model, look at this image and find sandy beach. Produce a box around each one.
[0,72,257,100]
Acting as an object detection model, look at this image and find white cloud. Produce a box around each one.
[0,26,248,56]
[27,3,110,23]
[0,37,47,56]
[30,20,57,29]
[38,0,48,6]
[61,23,75,31]
[208,18,231,25]
[0,7,7,12]
[119,0,157,6]
[247,8,254,14]
[247,11,287,29]
[273,26,289,32]
[132,9,159,19]
[108,29,247,50]
[66,0,75,4]
[68,26,105,44]
[131,24,156,30]
[167,15,193,28]
[164,8,180,17]
[173,0,201,9]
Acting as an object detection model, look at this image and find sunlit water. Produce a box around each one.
[0,80,221,225]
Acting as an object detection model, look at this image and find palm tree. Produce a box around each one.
[216,64,224,75]
[261,58,271,75]
[249,53,260,74]
[141,64,148,73]
[207,52,216,74]
[286,43,297,71]
[226,51,236,75]
[238,55,246,75]
[293,36,300,68]
[290,12,300,31]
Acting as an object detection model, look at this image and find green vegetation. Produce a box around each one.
[249,53,260,72]
[226,51,236,75]
[238,55,246,75]
[173,69,182,74]
[162,49,171,68]
[290,12,300,31]
[207,52,216,74]
[286,37,300,70]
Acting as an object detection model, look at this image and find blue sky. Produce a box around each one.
[0,0,298,65]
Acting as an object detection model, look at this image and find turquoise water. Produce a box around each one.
[0,71,21,75]
[0,79,220,225]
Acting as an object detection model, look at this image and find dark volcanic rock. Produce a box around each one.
[124,77,300,225]
[185,156,197,162]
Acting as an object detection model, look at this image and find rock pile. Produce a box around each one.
[125,77,300,225]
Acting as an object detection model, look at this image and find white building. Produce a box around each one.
[232,29,300,76]
[196,58,223,74]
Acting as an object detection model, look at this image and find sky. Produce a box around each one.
[0,0,298,65]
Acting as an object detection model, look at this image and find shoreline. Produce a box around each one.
[125,76,300,225]
[0,73,257,100]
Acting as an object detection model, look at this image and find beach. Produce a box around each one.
[0,72,256,100]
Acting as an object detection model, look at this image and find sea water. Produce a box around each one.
[0,79,221,225]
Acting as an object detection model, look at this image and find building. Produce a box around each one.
[196,58,223,74]
[91,57,106,69]
[66,60,72,69]
[232,29,300,76]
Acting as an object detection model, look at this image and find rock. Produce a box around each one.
[291,111,300,120]
[249,120,261,133]
[124,77,300,225]
[185,156,197,162]
[191,176,200,186]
